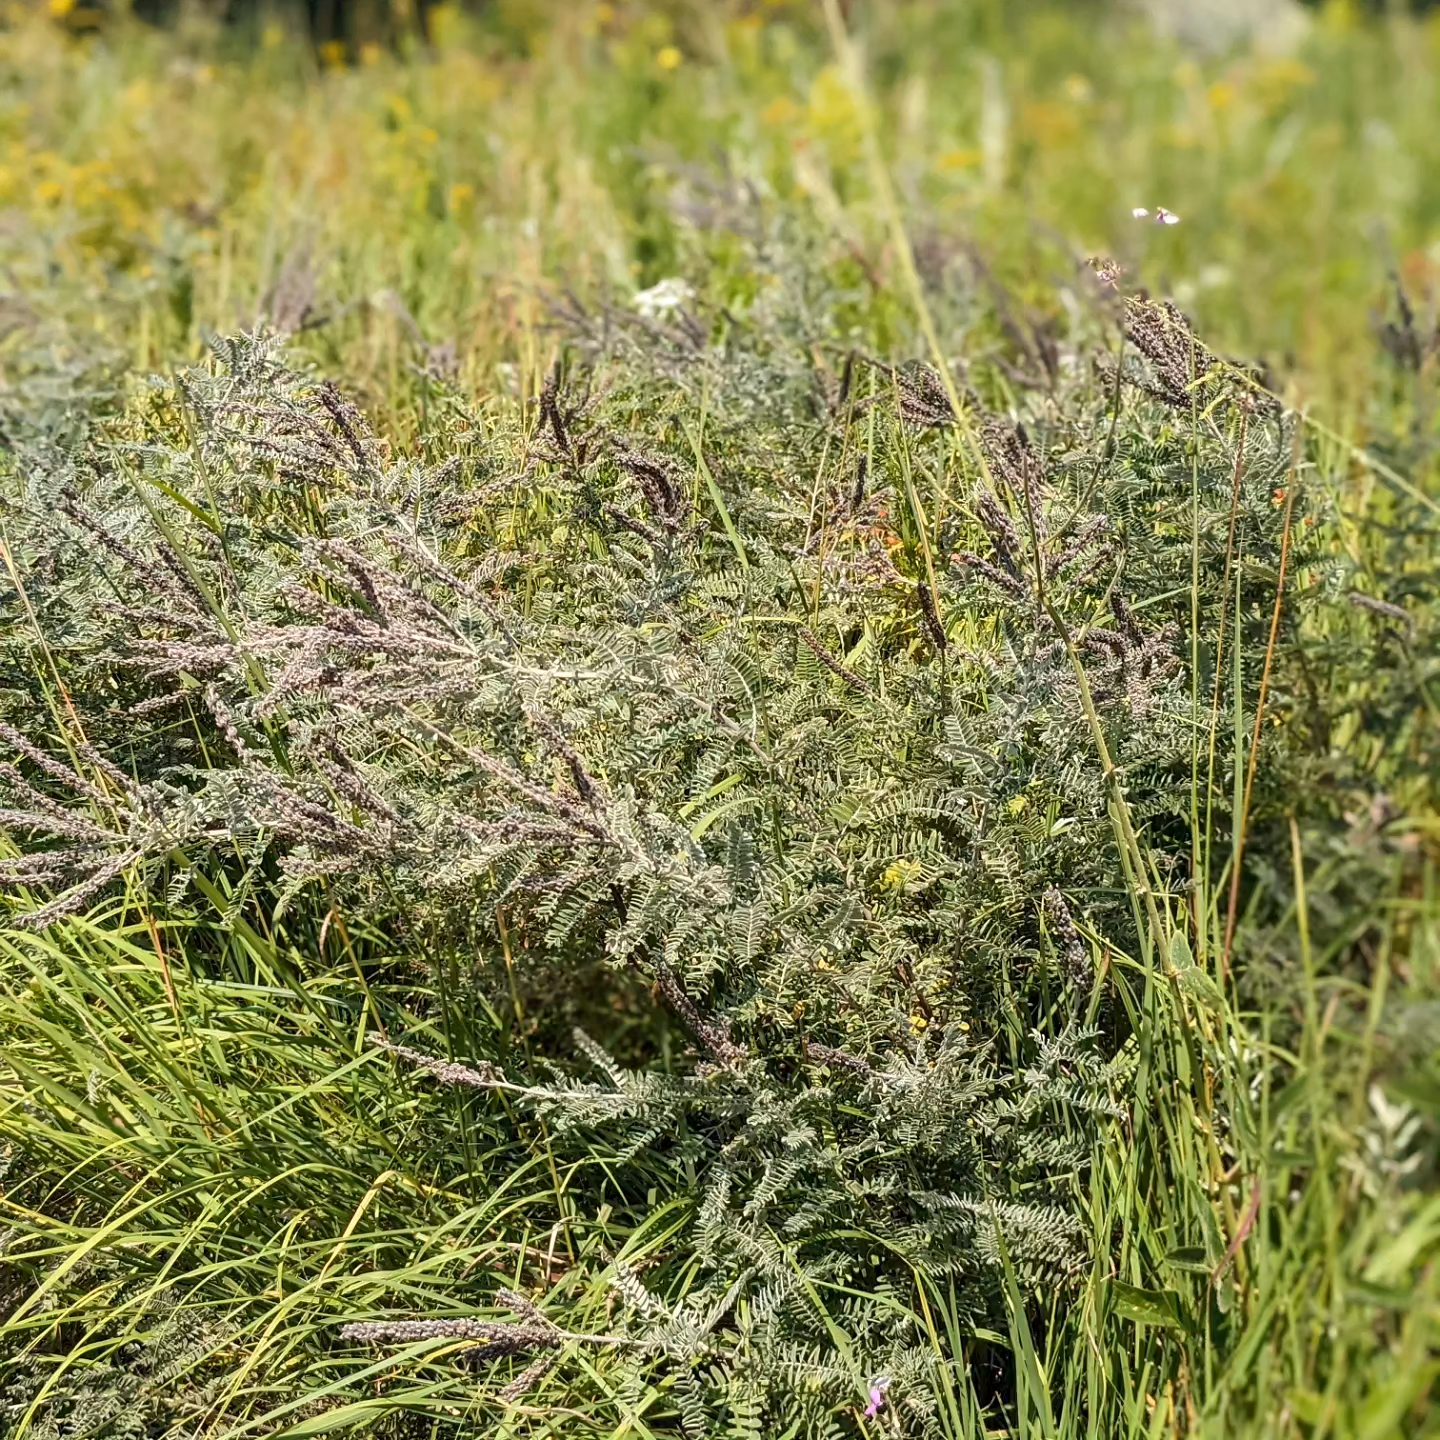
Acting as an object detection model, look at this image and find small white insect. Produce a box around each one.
[1132,206,1181,225]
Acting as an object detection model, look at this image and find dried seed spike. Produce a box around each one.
[318,380,376,471]
[851,453,868,512]
[368,1032,501,1088]
[650,959,748,1066]
[528,712,605,809]
[496,1289,557,1333]
[894,363,957,429]
[340,1318,498,1345]
[806,1042,873,1076]
[1043,887,1092,988]
[797,627,872,697]
[615,446,688,532]
[952,551,1028,601]
[500,1352,560,1402]
[1112,593,1144,646]
[540,363,571,458]
[973,487,1021,568]
[1348,591,1411,625]
[204,686,260,763]
[916,581,948,653]
[0,722,110,806]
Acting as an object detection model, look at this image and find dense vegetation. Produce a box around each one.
[1,2,1437,1436]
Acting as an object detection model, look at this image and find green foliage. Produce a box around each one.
[2,196,1437,1434]
[1,5,1439,1437]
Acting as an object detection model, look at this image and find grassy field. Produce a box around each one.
[1,2,1438,1437]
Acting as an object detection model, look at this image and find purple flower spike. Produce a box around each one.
[863,1376,892,1419]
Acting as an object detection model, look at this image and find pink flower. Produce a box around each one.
[863,1376,892,1419]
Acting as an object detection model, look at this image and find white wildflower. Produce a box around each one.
[633,277,695,318]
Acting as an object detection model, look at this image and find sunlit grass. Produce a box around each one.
[2,1,1440,415]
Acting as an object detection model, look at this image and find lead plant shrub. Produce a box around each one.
[0,237,1388,1430]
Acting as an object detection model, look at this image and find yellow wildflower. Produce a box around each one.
[807,64,859,142]
[936,147,981,172]
[761,96,798,127]
[1172,60,1202,91]
[1251,58,1317,113]
[1022,100,1080,147]
[656,46,683,71]
[882,860,919,891]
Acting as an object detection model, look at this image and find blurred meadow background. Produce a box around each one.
[8,0,1440,411]
[0,1,1438,1437]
